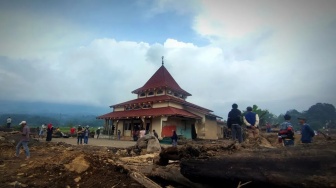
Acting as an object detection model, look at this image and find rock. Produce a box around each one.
[17,173,24,176]
[116,149,128,156]
[136,134,158,149]
[66,147,74,151]
[64,155,90,173]
[74,176,81,182]
[0,136,5,141]
[146,138,161,153]
[20,164,27,167]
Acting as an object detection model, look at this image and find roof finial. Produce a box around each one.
[162,56,164,66]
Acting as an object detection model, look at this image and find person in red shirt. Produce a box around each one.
[70,127,76,137]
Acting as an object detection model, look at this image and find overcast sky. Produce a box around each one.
[0,0,335,118]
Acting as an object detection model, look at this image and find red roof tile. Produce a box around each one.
[132,65,191,96]
[111,95,212,112]
[97,107,201,119]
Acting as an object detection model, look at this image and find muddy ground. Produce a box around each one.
[0,131,335,188]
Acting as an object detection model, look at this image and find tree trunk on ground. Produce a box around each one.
[180,142,336,188]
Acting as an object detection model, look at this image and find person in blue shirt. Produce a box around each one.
[243,106,260,139]
[298,117,315,143]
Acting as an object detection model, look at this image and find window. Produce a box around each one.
[140,92,146,97]
[134,104,141,110]
[142,104,152,109]
[167,90,172,95]
[125,106,132,111]
[174,93,179,97]
[156,89,163,95]
[147,91,154,96]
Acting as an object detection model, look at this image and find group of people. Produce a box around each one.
[76,125,91,145]
[227,103,315,146]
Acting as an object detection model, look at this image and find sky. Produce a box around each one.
[0,0,335,118]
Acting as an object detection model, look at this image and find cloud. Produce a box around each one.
[0,5,94,59]
[0,0,335,118]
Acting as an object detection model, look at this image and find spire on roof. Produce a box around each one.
[162,56,164,66]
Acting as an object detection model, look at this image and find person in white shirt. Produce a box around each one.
[7,117,12,128]
[39,124,46,139]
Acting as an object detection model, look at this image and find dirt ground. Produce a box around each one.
[0,133,145,188]
[0,131,334,188]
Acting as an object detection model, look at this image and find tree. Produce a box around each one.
[304,103,336,130]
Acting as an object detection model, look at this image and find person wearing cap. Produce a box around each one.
[227,103,243,143]
[243,106,260,139]
[77,125,83,145]
[83,125,90,144]
[15,121,30,160]
[298,117,315,143]
[278,114,295,146]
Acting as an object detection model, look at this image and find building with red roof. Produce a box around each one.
[97,57,223,140]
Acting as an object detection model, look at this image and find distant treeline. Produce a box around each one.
[0,113,103,128]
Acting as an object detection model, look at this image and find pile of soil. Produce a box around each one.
[0,132,144,188]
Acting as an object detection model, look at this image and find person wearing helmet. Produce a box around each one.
[83,125,90,144]
[278,114,295,146]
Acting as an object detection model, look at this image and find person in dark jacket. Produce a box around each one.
[227,103,243,143]
[298,117,314,143]
[171,130,178,147]
[46,123,53,141]
[153,129,159,139]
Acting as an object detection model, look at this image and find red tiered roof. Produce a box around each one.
[97,107,201,120]
[132,65,191,96]
[111,95,212,112]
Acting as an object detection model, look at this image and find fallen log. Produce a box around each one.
[180,142,336,188]
[129,171,162,188]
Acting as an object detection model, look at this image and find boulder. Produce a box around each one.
[136,134,160,150]
[147,138,161,153]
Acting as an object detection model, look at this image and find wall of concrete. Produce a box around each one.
[153,102,168,108]
[114,107,124,111]
[151,117,163,139]
[204,118,218,139]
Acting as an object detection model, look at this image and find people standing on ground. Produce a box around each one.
[83,125,90,144]
[96,127,101,139]
[7,117,12,128]
[46,123,53,141]
[298,117,315,143]
[139,128,146,138]
[243,106,260,139]
[171,130,178,147]
[77,125,83,145]
[70,127,76,138]
[39,123,46,140]
[132,129,138,141]
[153,129,159,139]
[15,121,30,160]
[117,130,121,140]
[227,103,243,143]
[266,122,272,133]
[278,114,295,146]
